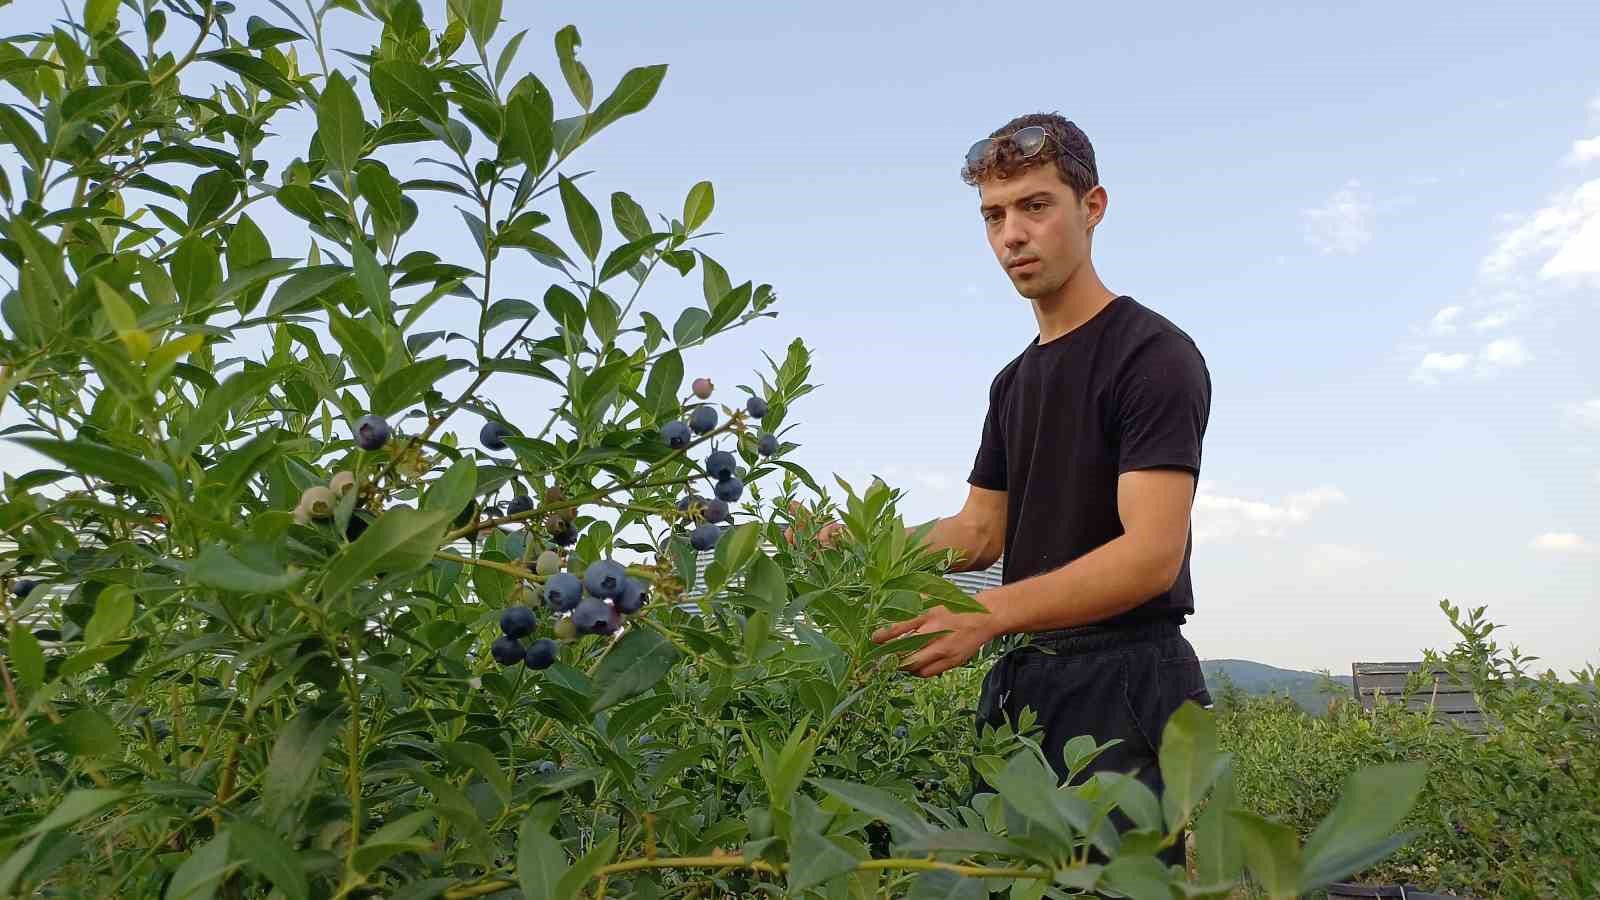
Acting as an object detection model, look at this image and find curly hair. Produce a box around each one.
[960,112,1098,198]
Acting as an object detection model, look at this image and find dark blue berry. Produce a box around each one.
[757,433,779,457]
[582,560,627,599]
[616,577,648,614]
[705,450,736,481]
[524,638,558,670]
[690,523,721,552]
[537,760,557,775]
[544,572,582,612]
[702,498,729,523]
[894,725,908,739]
[500,605,537,639]
[354,414,390,450]
[661,420,691,450]
[506,494,533,516]
[689,405,717,435]
[490,635,524,666]
[714,476,743,503]
[551,521,579,547]
[745,397,768,418]
[480,421,509,450]
[571,596,611,634]
[13,579,37,599]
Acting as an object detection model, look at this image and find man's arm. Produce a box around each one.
[874,467,1196,677]
[910,485,1007,573]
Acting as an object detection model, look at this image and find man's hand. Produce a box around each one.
[870,601,1004,678]
[782,500,844,548]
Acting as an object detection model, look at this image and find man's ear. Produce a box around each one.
[1084,184,1109,231]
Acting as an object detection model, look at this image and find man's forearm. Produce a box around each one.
[978,534,1177,637]
[910,516,997,573]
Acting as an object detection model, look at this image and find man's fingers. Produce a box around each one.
[871,614,926,644]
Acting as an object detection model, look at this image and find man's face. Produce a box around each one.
[978,164,1104,300]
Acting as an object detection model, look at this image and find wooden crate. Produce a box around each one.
[1351,661,1489,735]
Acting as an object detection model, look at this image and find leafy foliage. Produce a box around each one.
[0,2,1427,897]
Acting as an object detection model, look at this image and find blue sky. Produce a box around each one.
[2,1,1595,675]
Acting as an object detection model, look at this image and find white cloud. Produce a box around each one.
[1193,484,1346,542]
[1304,543,1378,578]
[1562,398,1600,430]
[1566,136,1600,166]
[1471,310,1514,332]
[1429,306,1462,334]
[1304,181,1374,255]
[1477,337,1531,371]
[1409,351,1471,385]
[1481,178,1600,280]
[1530,531,1595,554]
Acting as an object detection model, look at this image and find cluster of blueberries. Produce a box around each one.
[488,558,650,670]
[660,382,778,553]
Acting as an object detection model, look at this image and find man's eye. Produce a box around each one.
[1028,202,1047,212]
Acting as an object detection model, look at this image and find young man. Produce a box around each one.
[865,113,1214,867]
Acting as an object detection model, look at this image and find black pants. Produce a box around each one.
[971,621,1211,870]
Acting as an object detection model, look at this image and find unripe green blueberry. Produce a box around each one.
[536,550,561,576]
[301,485,336,519]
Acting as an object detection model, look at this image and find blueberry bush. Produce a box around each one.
[0,2,1427,896]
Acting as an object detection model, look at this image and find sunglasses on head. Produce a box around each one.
[965,125,1095,180]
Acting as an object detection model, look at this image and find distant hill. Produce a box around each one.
[1201,659,1353,715]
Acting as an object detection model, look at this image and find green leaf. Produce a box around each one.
[898,829,1035,858]
[1098,855,1171,900]
[462,0,502,47]
[787,828,858,893]
[1299,762,1426,890]
[553,25,592,109]
[175,365,280,459]
[190,544,303,593]
[906,870,985,900]
[712,522,761,580]
[1229,811,1302,899]
[812,778,929,837]
[481,297,538,334]
[59,708,119,758]
[322,506,452,600]
[9,627,43,695]
[590,629,679,712]
[61,83,137,123]
[164,833,231,900]
[350,238,392,321]
[517,807,570,900]
[495,28,529,84]
[423,456,476,516]
[84,0,118,34]
[262,706,342,828]
[682,180,713,232]
[273,184,325,226]
[985,753,1073,844]
[173,237,221,311]
[371,60,445,122]
[223,215,274,314]
[1158,701,1227,835]
[1093,771,1163,833]
[1194,767,1243,884]
[672,307,708,345]
[0,103,45,170]
[882,572,987,614]
[558,175,601,263]
[370,356,457,417]
[357,166,407,236]
[585,289,618,342]
[326,310,386,388]
[589,64,667,135]
[266,265,351,316]
[317,71,365,175]
[58,645,127,680]
[187,171,238,228]
[202,51,298,99]
[24,789,125,839]
[553,830,615,897]
[14,437,173,497]
[440,741,510,805]
[354,810,435,874]
[611,191,650,242]
[644,349,683,420]
[229,820,308,900]
[84,584,133,648]
[502,89,554,174]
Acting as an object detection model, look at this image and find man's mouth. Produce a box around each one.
[1007,257,1039,271]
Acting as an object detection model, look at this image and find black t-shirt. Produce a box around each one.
[968,295,1210,627]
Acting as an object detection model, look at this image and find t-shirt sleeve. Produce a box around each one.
[968,370,1008,490]
[1114,334,1211,476]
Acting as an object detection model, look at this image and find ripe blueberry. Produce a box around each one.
[13,579,37,599]
[692,377,714,399]
[583,559,627,599]
[745,397,768,419]
[662,420,691,450]
[702,498,729,523]
[552,523,578,547]
[538,760,557,775]
[616,577,648,614]
[500,605,537,639]
[490,635,524,666]
[757,432,779,457]
[480,421,509,450]
[544,572,582,612]
[894,725,908,739]
[705,450,736,481]
[691,523,722,551]
[536,549,561,576]
[714,476,743,503]
[506,494,533,516]
[689,405,717,435]
[596,605,624,636]
[524,638,558,670]
[354,414,390,450]
[571,596,611,634]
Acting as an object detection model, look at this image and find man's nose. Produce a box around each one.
[1001,217,1028,250]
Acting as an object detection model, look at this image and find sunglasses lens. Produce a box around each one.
[965,139,992,168]
[1014,126,1047,156]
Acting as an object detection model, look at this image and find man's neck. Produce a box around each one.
[1031,267,1118,345]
